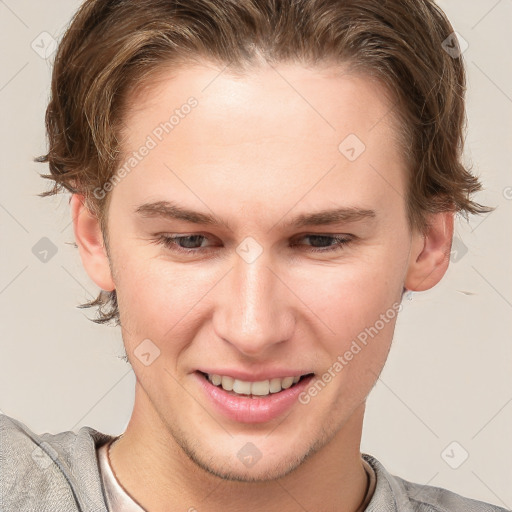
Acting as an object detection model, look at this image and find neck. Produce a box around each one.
[109,385,369,512]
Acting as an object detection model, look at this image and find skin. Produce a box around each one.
[71,61,453,512]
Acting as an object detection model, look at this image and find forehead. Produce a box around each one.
[122,61,400,146]
[114,62,408,226]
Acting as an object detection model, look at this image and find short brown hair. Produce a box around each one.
[36,0,494,326]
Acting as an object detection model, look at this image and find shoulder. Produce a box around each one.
[362,453,510,512]
[0,413,114,512]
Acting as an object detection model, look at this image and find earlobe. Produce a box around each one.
[404,211,454,292]
[70,194,115,292]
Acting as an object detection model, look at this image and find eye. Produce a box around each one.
[291,234,353,253]
[154,234,213,255]
[153,233,354,255]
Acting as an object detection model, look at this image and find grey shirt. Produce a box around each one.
[1,413,509,512]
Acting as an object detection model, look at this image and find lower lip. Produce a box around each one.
[194,371,315,424]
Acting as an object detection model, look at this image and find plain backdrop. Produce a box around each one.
[0,0,511,509]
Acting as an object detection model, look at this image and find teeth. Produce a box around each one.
[233,379,251,395]
[207,373,305,396]
[269,378,282,393]
[251,380,270,395]
[221,375,234,391]
[281,376,294,389]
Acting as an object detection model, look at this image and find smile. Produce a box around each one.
[201,371,313,397]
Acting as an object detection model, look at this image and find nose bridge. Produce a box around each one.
[215,246,294,356]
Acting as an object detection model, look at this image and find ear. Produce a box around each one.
[404,211,454,292]
[70,194,115,292]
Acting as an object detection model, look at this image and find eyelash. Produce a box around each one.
[153,233,353,255]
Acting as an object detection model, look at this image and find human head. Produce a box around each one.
[32,0,499,491]
[36,0,492,326]
[68,59,454,486]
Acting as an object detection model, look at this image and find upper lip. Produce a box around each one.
[197,368,314,381]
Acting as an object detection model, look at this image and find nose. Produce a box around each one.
[213,247,296,358]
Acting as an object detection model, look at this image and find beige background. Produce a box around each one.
[0,0,511,508]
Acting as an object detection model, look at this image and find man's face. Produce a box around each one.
[103,62,416,481]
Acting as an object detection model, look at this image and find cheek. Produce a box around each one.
[301,252,404,333]
[113,252,218,341]
[297,243,406,384]
[299,266,402,411]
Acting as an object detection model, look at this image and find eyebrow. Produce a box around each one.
[134,200,376,230]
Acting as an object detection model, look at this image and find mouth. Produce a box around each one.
[197,370,315,398]
[195,370,317,423]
